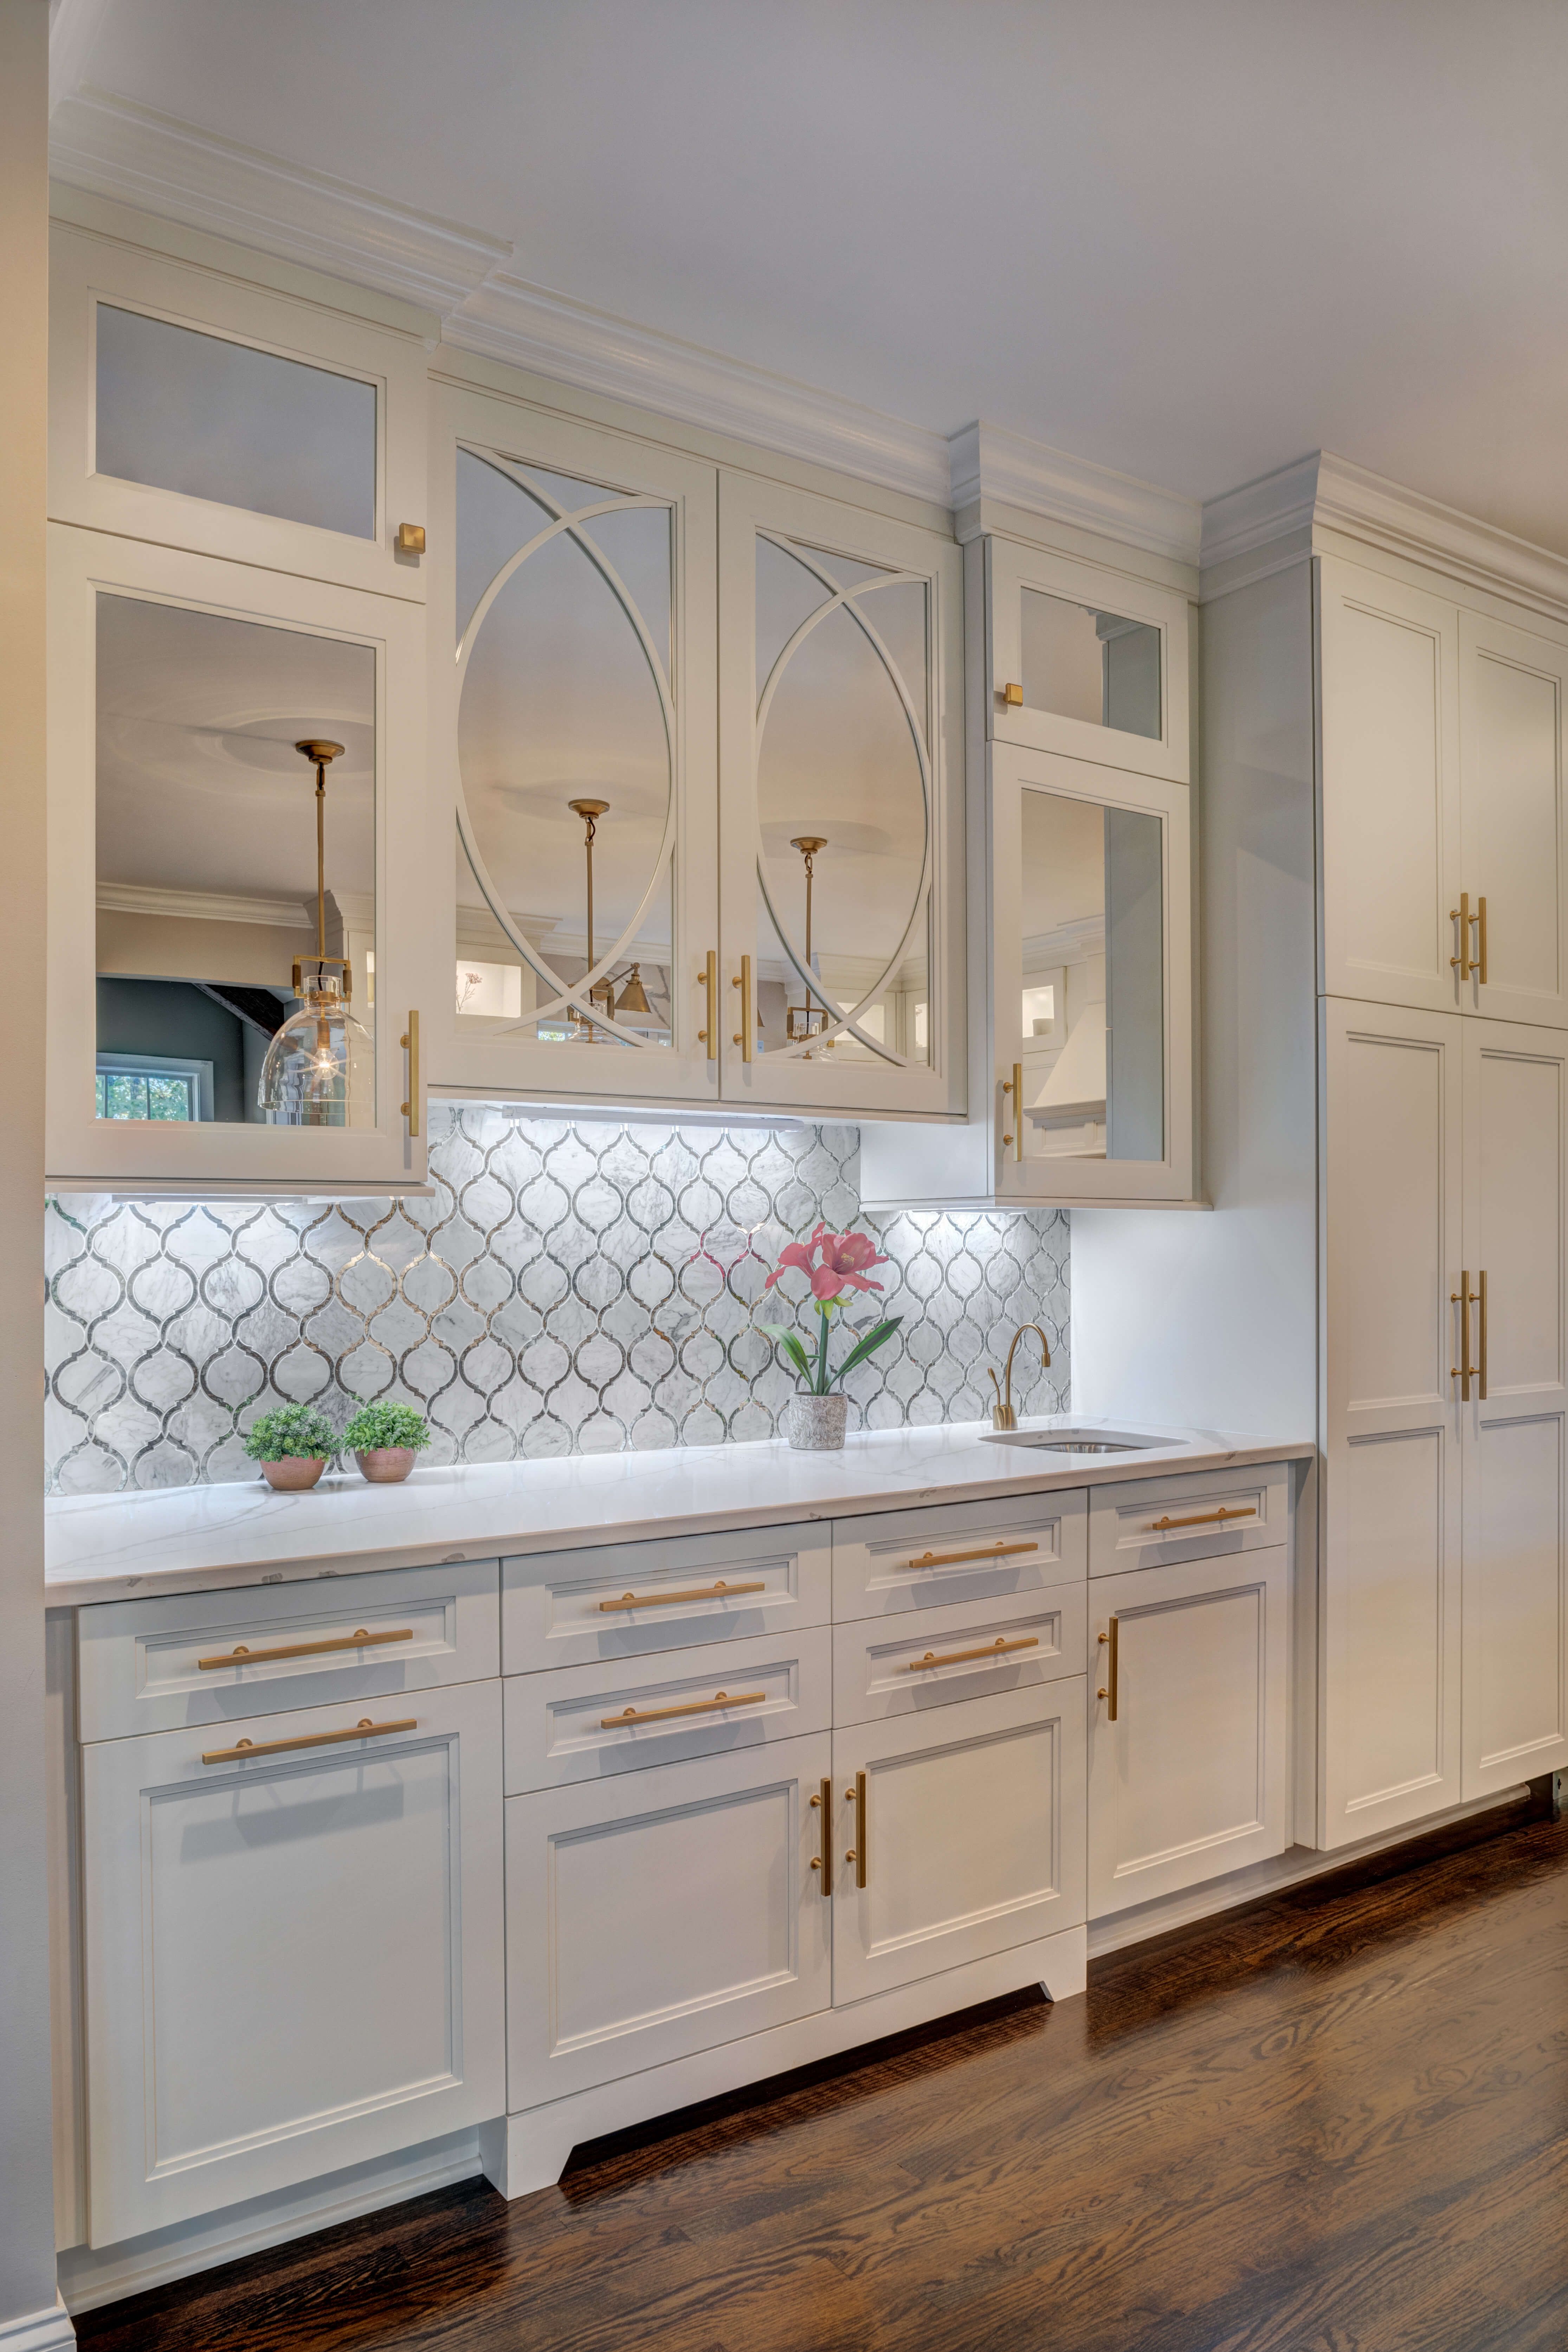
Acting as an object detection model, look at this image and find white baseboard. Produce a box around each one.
[56,2131,483,2317]
[1087,1783,1528,1960]
[0,2299,75,2351]
[485,1921,1089,2199]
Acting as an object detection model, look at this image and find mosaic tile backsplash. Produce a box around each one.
[45,1110,1070,1494]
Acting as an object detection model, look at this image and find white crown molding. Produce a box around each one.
[1203,449,1568,625]
[97,882,310,929]
[49,89,512,313]
[948,421,1200,566]
[0,2299,75,2352]
[49,0,114,117]
[446,273,951,505]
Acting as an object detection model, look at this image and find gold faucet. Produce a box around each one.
[988,1323,1051,1430]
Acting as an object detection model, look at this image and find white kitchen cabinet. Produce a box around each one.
[1458,608,1568,1029]
[830,1679,1085,2005]
[80,1680,504,2246]
[1460,1020,1568,1796]
[1087,1549,1289,1919]
[505,1730,833,2109]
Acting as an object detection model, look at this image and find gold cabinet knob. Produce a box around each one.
[1001,681,1024,707]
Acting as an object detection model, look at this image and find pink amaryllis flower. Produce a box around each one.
[757,1225,901,1401]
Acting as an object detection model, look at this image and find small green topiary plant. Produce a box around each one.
[243,1403,338,1463]
[341,1400,431,1454]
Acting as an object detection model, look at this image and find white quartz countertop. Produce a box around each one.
[44,1421,1315,1609]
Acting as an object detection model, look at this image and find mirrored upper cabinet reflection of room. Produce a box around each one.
[454,449,676,1050]
[1020,588,1161,741]
[94,594,376,1126]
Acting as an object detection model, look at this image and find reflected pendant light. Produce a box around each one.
[786,835,828,1043]
[257,739,374,1126]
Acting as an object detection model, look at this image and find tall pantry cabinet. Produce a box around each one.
[1073,456,1568,1849]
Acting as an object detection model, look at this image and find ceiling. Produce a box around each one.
[52,0,1568,554]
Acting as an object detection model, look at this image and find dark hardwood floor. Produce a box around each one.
[77,1794,1568,2352]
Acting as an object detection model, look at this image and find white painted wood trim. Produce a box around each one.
[0,2299,75,2351]
[949,423,1199,567]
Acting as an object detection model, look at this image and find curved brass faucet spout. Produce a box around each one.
[989,1323,1052,1431]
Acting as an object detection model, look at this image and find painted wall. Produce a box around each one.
[47,1109,1070,1492]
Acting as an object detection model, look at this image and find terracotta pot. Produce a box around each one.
[259,1455,328,1492]
[355,1446,416,1485]
[786,1392,848,1452]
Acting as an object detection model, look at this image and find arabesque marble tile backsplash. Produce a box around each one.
[45,1110,1069,1494]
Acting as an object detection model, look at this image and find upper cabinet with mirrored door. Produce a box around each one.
[426,387,718,1107]
[987,534,1192,784]
[718,477,964,1117]
[50,224,428,600]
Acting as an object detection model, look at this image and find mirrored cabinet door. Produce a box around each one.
[718,476,964,1116]
[991,747,1192,1202]
[47,528,432,1192]
[426,388,719,1105]
[988,536,1191,785]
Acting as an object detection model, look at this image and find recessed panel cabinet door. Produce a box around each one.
[1087,1550,1288,1919]
[1317,556,1462,1015]
[831,1680,1085,2006]
[1461,1022,1568,1796]
[81,1683,503,2247]
[1459,610,1568,1029]
[505,1731,832,2110]
[1321,1000,1464,1846]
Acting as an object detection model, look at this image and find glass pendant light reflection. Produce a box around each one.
[258,740,374,1125]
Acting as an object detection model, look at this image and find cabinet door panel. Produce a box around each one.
[1317,558,1461,1013]
[82,1682,503,2245]
[831,1680,1085,2005]
[506,1732,831,2107]
[1088,1549,1287,1918]
[1321,1001,1463,1844]
[1461,1022,1568,1793]
[1459,610,1568,1027]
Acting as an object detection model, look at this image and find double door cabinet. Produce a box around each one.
[65,1464,1293,2245]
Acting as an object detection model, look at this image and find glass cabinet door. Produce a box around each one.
[47,528,432,1192]
[718,476,963,1116]
[992,746,1192,1202]
[988,536,1191,785]
[427,390,718,1105]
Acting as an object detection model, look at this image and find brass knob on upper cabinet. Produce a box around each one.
[1001,681,1024,707]
[395,523,426,555]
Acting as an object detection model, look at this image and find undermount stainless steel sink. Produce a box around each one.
[981,1427,1178,1455]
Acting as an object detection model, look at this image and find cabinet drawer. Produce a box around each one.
[1089,1463,1291,1578]
[832,1490,1086,1622]
[833,1586,1086,1727]
[502,1523,830,1673]
[77,1560,501,1742]
[504,1625,832,1793]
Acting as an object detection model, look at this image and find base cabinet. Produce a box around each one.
[1088,1550,1288,1919]
[81,1680,504,2247]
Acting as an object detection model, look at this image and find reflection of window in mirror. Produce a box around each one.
[1019,589,1161,741]
[94,594,377,1126]
[1017,787,1164,1164]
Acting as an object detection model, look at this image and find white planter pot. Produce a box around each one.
[786,1392,848,1451]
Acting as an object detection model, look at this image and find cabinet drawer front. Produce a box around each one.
[505,1728,833,2108]
[504,1625,832,1793]
[832,1490,1086,1621]
[832,1679,1086,2006]
[1088,1464,1291,1578]
[833,1586,1086,1726]
[503,1523,830,1673]
[77,1560,501,1742]
[81,1681,504,2246]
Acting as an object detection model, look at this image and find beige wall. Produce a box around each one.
[0,0,66,2333]
[97,909,303,986]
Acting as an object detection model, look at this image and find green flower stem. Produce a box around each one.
[815,1301,833,1395]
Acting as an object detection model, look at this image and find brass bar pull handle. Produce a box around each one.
[198,1628,414,1671]
[698,949,718,1059]
[1451,1271,1476,1399]
[909,1636,1039,1672]
[1000,1065,1024,1158]
[598,1578,766,1613]
[202,1716,417,1765]
[731,955,754,1062]
[400,1010,420,1136]
[906,1539,1038,1570]
[1148,1506,1257,1532]
[1475,897,1488,985]
[1097,1619,1119,1720]
[1477,1268,1488,1400]
[844,1770,868,1887]
[602,1689,765,1729]
[809,1774,832,1895]
[1450,892,1472,981]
